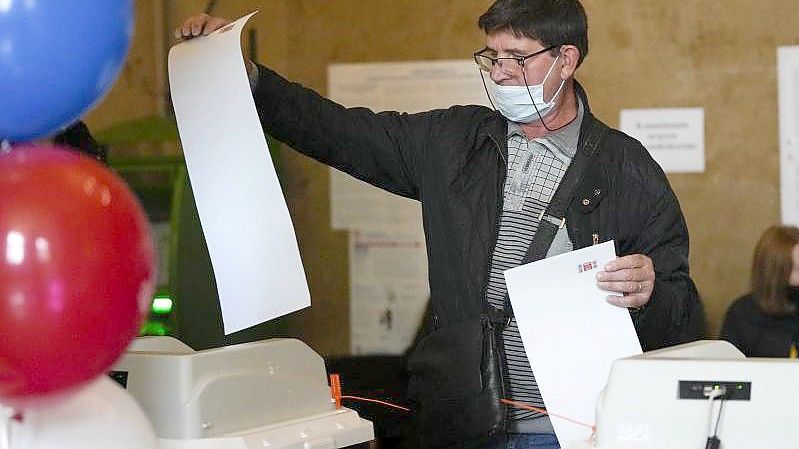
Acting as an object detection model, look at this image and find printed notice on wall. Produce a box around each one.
[620,107,705,173]
[778,46,799,227]
[348,230,430,355]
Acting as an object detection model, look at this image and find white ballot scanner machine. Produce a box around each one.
[568,340,799,449]
[112,337,374,449]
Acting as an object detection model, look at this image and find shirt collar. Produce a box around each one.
[506,98,585,159]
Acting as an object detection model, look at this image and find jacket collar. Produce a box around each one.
[573,80,604,157]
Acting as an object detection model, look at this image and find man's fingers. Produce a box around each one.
[599,253,655,309]
[174,14,230,40]
[604,254,648,271]
[596,267,648,282]
[601,279,652,310]
[175,19,197,39]
[203,17,231,34]
[597,280,646,294]
[606,294,647,309]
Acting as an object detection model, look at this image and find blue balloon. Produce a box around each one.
[0,1,133,142]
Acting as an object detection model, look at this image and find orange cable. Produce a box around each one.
[340,395,412,412]
[333,375,600,423]
[501,398,595,430]
[329,373,411,413]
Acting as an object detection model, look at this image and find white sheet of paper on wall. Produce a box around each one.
[778,46,799,227]
[620,107,705,173]
[168,12,310,334]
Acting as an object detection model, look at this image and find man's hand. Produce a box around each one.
[596,254,655,309]
[174,13,231,39]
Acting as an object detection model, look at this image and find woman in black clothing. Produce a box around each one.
[721,226,799,357]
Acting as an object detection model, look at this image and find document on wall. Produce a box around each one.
[504,241,642,447]
[349,230,430,355]
[778,46,799,226]
[168,12,310,334]
[620,107,705,173]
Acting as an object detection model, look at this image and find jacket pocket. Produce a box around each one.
[576,183,607,214]
[406,318,487,400]
[570,166,610,247]
[405,316,506,448]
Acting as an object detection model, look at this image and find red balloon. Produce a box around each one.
[0,145,155,408]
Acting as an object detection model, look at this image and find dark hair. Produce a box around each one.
[751,225,799,316]
[478,0,588,67]
[53,121,107,164]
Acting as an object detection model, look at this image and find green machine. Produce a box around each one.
[101,117,287,350]
[107,154,182,338]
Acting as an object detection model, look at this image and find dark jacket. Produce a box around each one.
[253,64,699,446]
[721,294,799,357]
[53,120,107,164]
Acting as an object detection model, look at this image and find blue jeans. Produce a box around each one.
[483,432,560,449]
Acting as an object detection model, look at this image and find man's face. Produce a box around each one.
[484,29,563,95]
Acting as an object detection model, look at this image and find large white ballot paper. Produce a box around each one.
[168,12,310,334]
[504,241,642,446]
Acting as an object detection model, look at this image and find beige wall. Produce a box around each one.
[91,0,799,355]
[579,0,798,336]
[84,0,165,131]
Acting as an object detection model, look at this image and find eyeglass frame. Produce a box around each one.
[473,44,560,74]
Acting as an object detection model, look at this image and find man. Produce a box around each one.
[177,1,698,447]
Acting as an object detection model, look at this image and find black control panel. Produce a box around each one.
[678,380,751,400]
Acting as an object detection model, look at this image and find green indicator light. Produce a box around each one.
[152,296,173,315]
[140,321,170,336]
[737,384,744,390]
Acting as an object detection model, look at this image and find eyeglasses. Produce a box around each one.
[473,45,559,74]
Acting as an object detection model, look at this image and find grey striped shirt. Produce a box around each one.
[486,100,584,432]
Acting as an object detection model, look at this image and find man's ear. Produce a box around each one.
[559,45,581,79]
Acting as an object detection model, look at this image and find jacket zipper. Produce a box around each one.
[483,133,507,303]
[485,133,510,429]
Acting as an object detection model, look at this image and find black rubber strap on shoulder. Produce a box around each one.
[498,118,610,318]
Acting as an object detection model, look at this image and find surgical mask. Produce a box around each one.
[485,54,565,124]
